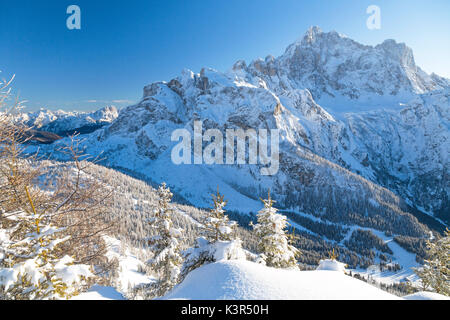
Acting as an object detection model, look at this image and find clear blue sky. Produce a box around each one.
[1,0,449,111]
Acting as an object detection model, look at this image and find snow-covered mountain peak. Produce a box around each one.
[304,25,323,40]
[191,27,446,109]
[92,105,119,122]
[283,26,363,57]
[300,26,350,46]
[250,27,445,105]
[35,27,448,233]
[375,39,414,66]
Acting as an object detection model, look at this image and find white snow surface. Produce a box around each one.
[317,259,347,272]
[70,256,449,300]
[403,291,450,300]
[163,260,401,300]
[103,236,155,294]
[71,285,125,300]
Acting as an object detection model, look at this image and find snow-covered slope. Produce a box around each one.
[163,260,400,300]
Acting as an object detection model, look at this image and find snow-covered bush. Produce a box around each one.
[252,192,300,269]
[415,229,449,296]
[0,210,93,299]
[316,259,347,272]
[181,237,246,279]
[180,190,245,280]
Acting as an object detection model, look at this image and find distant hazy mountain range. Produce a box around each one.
[13,106,118,143]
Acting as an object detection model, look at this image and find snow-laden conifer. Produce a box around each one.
[252,191,300,269]
[204,188,237,242]
[146,183,183,296]
[0,189,93,300]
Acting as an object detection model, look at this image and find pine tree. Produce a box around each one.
[415,229,449,296]
[147,183,183,297]
[204,188,237,242]
[252,191,300,269]
[0,187,93,300]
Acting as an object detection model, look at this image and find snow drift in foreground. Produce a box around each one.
[403,291,450,300]
[163,260,400,300]
[71,285,125,300]
[72,258,449,300]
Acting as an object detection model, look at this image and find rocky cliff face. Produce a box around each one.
[42,27,448,235]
